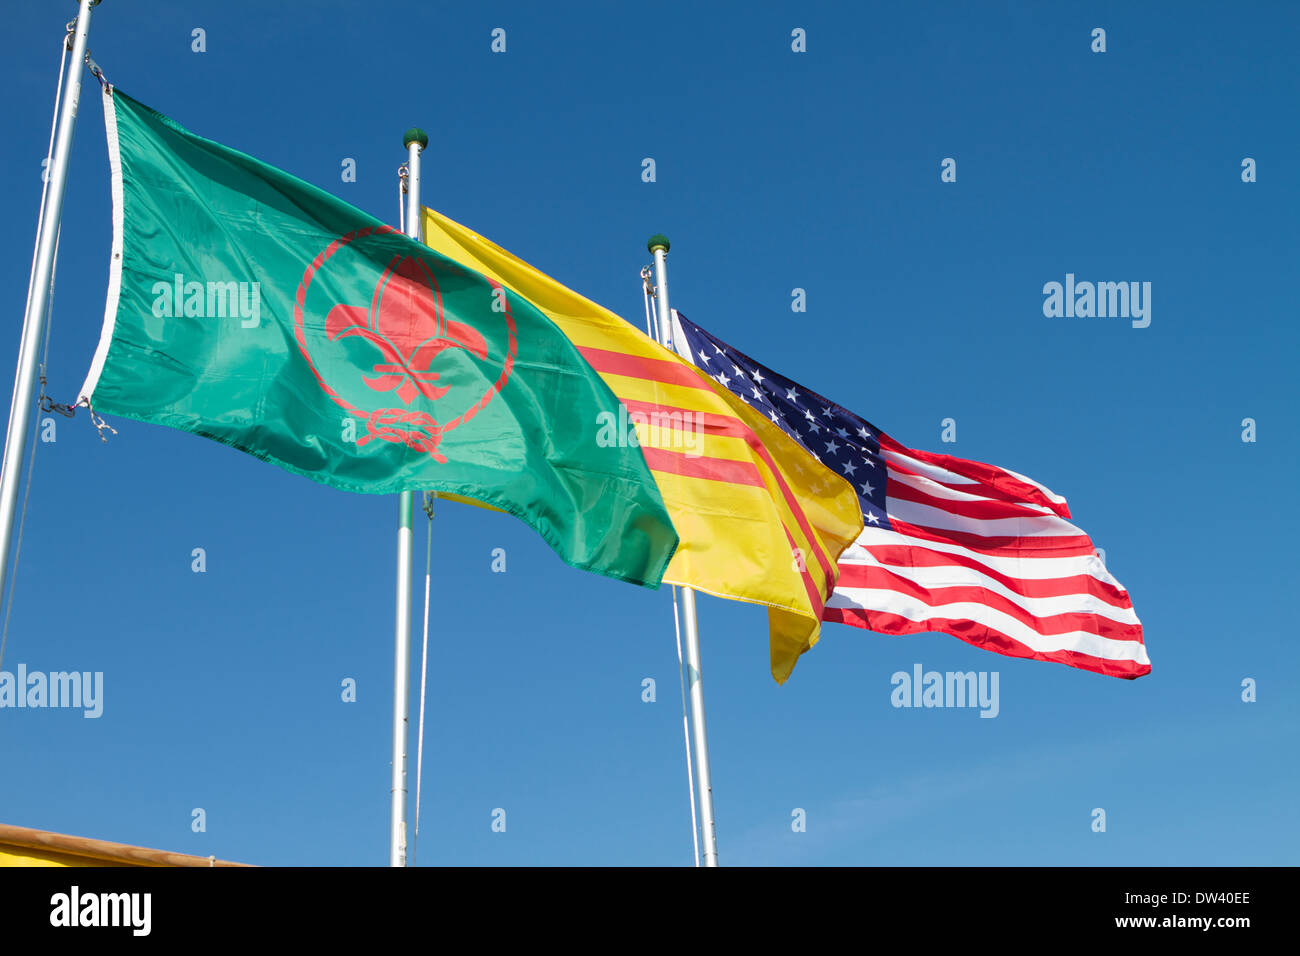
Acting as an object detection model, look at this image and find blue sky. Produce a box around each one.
[0,0,1295,866]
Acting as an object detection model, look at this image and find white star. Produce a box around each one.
[836,427,848,439]
[769,410,779,423]
[807,421,821,434]
[825,439,840,455]
[822,406,833,418]
[786,387,799,403]
[752,369,764,385]
[804,409,815,422]
[862,457,875,468]
[865,512,881,525]
[843,460,857,476]
[716,372,730,388]
[699,352,711,366]
[857,425,872,439]
[751,386,761,399]
[859,481,875,496]
[714,345,725,355]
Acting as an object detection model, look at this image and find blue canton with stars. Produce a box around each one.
[671,311,892,531]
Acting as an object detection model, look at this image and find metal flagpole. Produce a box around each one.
[390,127,428,867]
[642,276,699,867]
[671,585,701,867]
[390,489,413,867]
[0,0,99,607]
[647,234,719,866]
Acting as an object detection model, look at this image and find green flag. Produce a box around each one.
[79,86,677,588]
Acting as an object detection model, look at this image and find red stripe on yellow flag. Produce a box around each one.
[421,207,864,682]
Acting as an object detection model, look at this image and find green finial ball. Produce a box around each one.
[403,128,429,150]
[647,234,670,253]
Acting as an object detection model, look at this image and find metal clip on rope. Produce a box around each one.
[85,54,108,90]
[37,375,77,419]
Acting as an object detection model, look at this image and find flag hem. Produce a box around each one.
[77,84,124,407]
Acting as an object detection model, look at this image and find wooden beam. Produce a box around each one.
[0,823,252,867]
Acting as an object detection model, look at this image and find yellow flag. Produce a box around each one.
[421,207,863,682]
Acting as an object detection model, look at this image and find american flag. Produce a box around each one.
[668,310,1149,679]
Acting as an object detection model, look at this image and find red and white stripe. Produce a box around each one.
[824,435,1150,678]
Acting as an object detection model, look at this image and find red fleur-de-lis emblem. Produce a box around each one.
[294,226,517,465]
[324,254,488,405]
